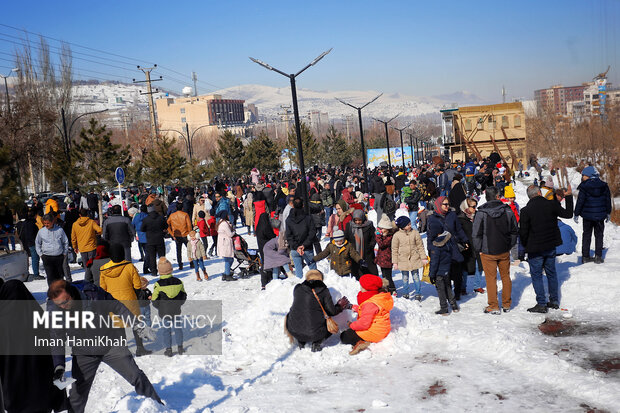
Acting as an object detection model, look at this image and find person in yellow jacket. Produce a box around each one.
[340,274,394,355]
[100,243,151,356]
[71,208,102,283]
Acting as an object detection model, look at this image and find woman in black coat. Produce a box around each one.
[344,209,378,278]
[285,270,348,352]
[427,196,468,300]
[255,211,276,288]
[457,198,484,294]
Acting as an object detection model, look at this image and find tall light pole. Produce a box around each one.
[54,108,109,163]
[391,122,412,170]
[161,124,211,161]
[372,113,400,176]
[335,93,382,186]
[250,48,332,213]
[1,68,19,114]
[405,131,417,167]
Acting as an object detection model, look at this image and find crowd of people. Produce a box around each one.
[0,156,614,412]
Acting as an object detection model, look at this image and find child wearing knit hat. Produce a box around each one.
[152,257,187,357]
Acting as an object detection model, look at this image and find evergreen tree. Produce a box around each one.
[321,125,353,167]
[215,130,245,178]
[0,145,25,211]
[286,122,318,169]
[46,135,81,191]
[72,119,131,191]
[242,131,281,173]
[142,135,187,187]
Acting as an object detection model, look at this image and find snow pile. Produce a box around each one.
[20,168,620,412]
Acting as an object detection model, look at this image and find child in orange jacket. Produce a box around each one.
[340,274,394,355]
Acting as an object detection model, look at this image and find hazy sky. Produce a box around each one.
[1,0,618,101]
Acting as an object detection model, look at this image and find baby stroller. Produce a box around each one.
[231,234,261,278]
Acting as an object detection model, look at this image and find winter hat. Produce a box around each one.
[332,229,345,240]
[352,209,365,221]
[582,166,598,178]
[395,216,411,229]
[359,274,383,291]
[378,215,393,230]
[109,243,125,263]
[434,196,449,215]
[336,199,348,211]
[503,185,515,198]
[140,276,149,290]
[157,257,173,275]
[305,269,324,281]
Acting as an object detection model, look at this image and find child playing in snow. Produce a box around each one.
[391,216,427,300]
[152,257,187,356]
[312,229,364,277]
[340,274,394,355]
[187,230,208,281]
[196,211,209,251]
[429,231,459,315]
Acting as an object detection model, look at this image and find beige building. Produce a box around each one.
[156,94,246,137]
[441,102,527,170]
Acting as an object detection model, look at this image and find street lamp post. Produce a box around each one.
[372,114,400,176]
[391,122,412,170]
[335,93,382,186]
[55,108,109,163]
[161,124,211,161]
[250,49,332,213]
[1,68,19,114]
[405,131,416,167]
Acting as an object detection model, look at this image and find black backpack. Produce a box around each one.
[381,193,397,216]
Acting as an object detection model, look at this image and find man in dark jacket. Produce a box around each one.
[574,166,612,264]
[140,206,167,277]
[472,186,518,314]
[286,197,318,279]
[320,182,335,226]
[16,209,44,280]
[520,184,573,313]
[102,205,134,261]
[47,280,162,412]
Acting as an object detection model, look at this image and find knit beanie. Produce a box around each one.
[395,216,411,229]
[109,243,125,263]
[359,274,383,291]
[305,269,324,281]
[378,215,393,230]
[332,229,345,240]
[581,166,598,178]
[503,185,515,198]
[158,257,173,275]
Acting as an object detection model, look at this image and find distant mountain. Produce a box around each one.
[212,84,475,120]
[433,90,489,106]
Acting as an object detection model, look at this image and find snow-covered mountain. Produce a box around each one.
[214,84,489,119]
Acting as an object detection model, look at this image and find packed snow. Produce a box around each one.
[22,169,620,412]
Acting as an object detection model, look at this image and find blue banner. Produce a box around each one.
[366,147,418,168]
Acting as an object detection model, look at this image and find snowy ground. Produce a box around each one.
[22,170,620,413]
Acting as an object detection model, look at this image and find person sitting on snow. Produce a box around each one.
[340,274,394,355]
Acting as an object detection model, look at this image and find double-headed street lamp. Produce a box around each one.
[391,122,412,170]
[1,67,19,113]
[335,93,382,186]
[372,113,400,176]
[405,130,418,167]
[250,49,332,214]
[161,124,211,161]
[54,108,109,163]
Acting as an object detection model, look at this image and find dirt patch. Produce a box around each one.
[426,381,447,397]
[481,391,507,401]
[579,402,611,413]
[538,318,614,337]
[588,356,620,374]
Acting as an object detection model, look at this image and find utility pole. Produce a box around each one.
[502,85,506,104]
[391,122,412,170]
[121,112,130,142]
[133,65,162,140]
[192,72,198,96]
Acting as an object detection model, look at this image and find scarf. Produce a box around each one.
[434,196,448,216]
[351,218,371,257]
[190,237,201,258]
[465,210,475,221]
[357,290,379,305]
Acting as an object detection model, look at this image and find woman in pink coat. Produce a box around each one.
[216,211,237,281]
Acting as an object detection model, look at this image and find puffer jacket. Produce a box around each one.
[351,292,393,343]
[375,231,394,269]
[391,228,426,271]
[99,260,141,316]
[102,215,134,248]
[167,210,192,237]
[71,216,102,253]
[574,178,612,221]
[312,240,361,276]
[427,210,468,263]
[472,200,518,255]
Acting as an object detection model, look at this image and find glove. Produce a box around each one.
[429,276,436,285]
[358,259,368,268]
[573,216,579,224]
[606,214,610,223]
[53,365,65,381]
[337,296,352,310]
[136,325,156,342]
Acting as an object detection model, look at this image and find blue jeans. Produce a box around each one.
[29,246,40,276]
[192,258,206,272]
[465,260,485,290]
[272,264,291,280]
[401,269,421,296]
[223,257,234,276]
[163,325,183,348]
[324,207,332,226]
[290,249,317,279]
[527,249,559,305]
[408,211,418,228]
[141,304,151,327]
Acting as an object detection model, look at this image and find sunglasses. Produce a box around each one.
[442,202,450,206]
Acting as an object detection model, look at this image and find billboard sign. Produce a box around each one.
[366,147,418,169]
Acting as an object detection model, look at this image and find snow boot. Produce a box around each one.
[196,272,202,282]
[435,309,449,316]
[297,341,306,350]
[594,255,604,264]
[484,306,501,315]
[349,340,370,355]
[527,304,548,313]
[178,345,184,355]
[402,294,410,299]
[202,270,209,280]
[450,301,460,313]
[502,307,511,313]
[414,294,422,302]
[164,347,173,357]
[546,301,559,310]
[582,256,594,264]
[311,342,322,352]
[135,346,152,357]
